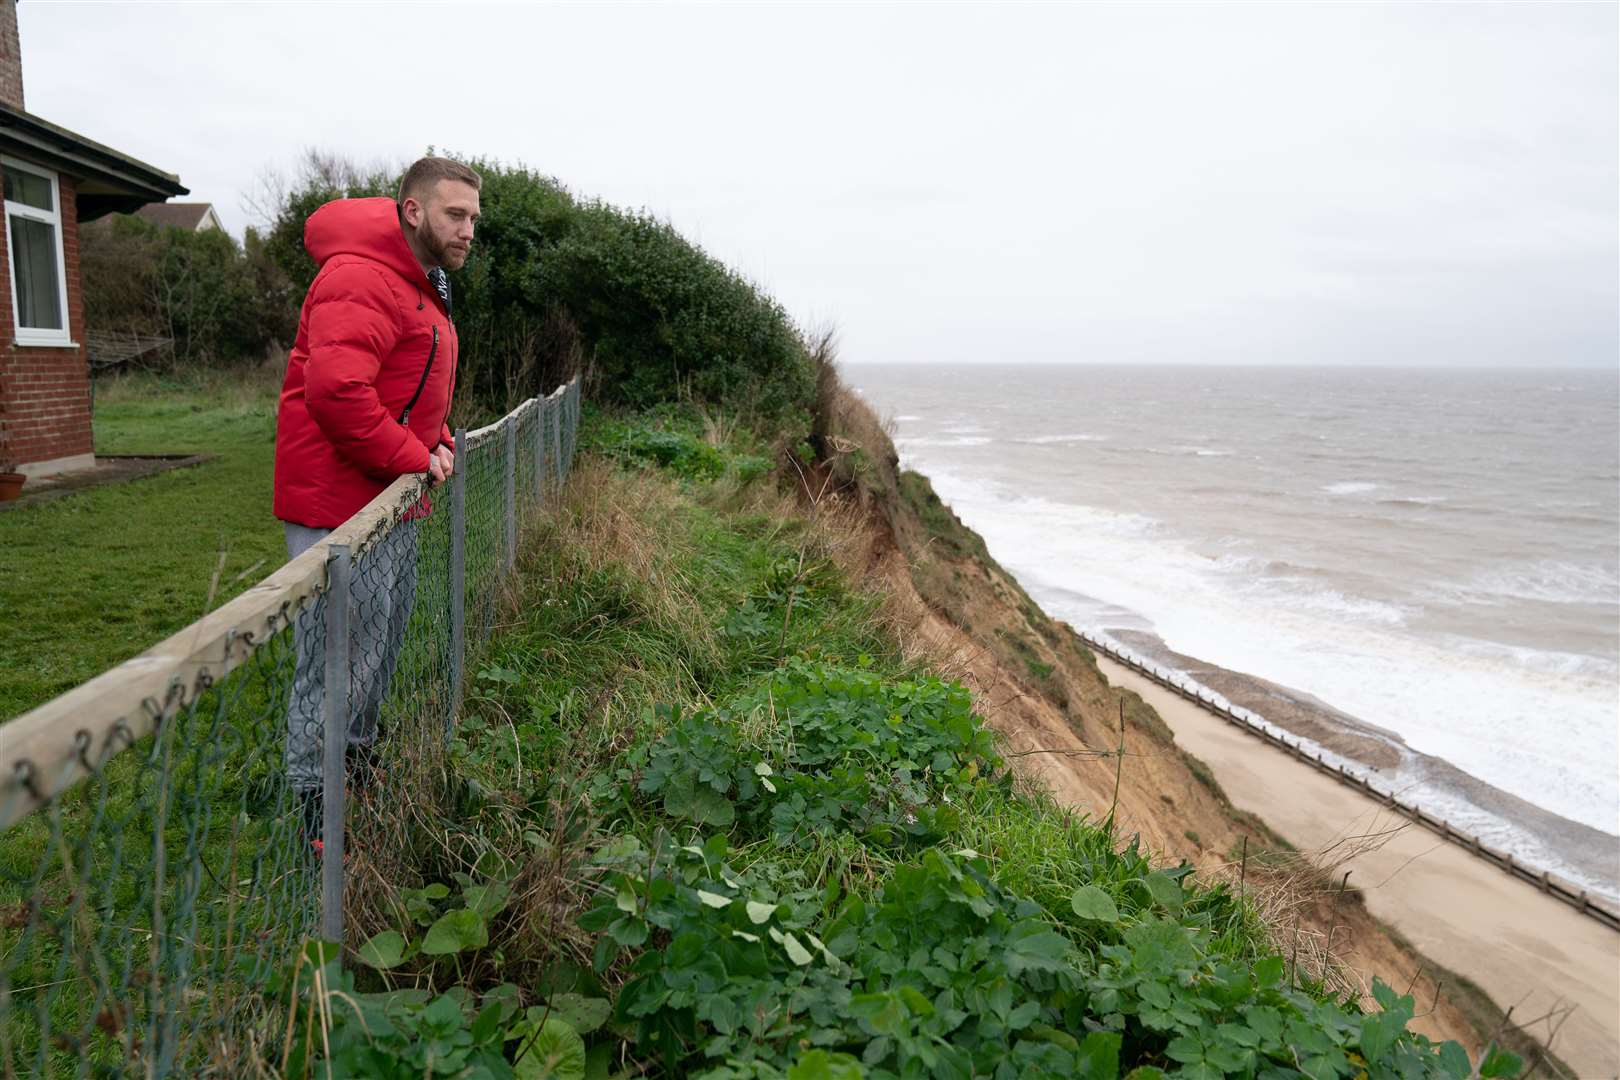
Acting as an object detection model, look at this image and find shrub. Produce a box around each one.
[80,215,293,368]
[261,152,817,423]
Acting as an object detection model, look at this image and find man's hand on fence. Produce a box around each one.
[428,444,455,485]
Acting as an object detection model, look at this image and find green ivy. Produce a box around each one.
[635,662,999,850]
[580,839,1512,1080]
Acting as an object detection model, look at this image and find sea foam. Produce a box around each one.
[917,465,1620,839]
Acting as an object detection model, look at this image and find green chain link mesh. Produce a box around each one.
[0,380,581,1077]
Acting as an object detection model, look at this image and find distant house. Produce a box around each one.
[136,201,222,233]
[0,0,186,478]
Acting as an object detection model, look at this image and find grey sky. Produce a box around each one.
[18,2,1618,367]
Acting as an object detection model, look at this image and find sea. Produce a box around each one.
[849,363,1620,902]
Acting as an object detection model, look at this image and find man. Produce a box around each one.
[273,156,481,843]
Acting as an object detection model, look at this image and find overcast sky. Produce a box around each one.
[18,2,1618,367]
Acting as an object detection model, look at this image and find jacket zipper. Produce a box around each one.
[439,324,458,443]
[399,325,438,425]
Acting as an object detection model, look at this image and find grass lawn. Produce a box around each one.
[0,370,285,720]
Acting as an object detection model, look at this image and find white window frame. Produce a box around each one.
[3,156,74,347]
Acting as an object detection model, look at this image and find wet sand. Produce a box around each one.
[1108,629,1620,902]
[1096,653,1620,1077]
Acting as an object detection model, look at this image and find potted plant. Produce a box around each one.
[0,417,21,501]
[0,430,23,502]
[0,461,23,502]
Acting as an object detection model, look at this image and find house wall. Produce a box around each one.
[0,163,94,477]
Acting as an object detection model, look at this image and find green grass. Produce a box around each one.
[0,372,284,719]
[897,469,988,561]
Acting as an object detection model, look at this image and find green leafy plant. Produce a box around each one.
[592,415,772,483]
[636,661,999,851]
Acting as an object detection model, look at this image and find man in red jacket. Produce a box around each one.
[275,156,479,828]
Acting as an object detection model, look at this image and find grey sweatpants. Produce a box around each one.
[284,520,419,792]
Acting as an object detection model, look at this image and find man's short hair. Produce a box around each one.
[398,156,482,206]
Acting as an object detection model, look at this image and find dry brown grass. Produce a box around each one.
[712,449,967,684]
[807,337,901,503]
[339,461,719,970]
[545,457,723,676]
[1231,840,1383,1001]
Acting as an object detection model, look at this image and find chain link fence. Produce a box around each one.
[0,378,581,1077]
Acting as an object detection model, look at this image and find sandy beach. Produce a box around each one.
[1105,629,1620,899]
[1095,653,1620,1078]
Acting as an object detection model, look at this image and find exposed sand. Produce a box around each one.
[1096,653,1620,1079]
[1108,630,1620,894]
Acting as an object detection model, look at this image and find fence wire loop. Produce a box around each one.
[108,719,136,756]
[72,730,94,773]
[10,760,39,803]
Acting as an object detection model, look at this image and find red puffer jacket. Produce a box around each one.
[273,197,458,527]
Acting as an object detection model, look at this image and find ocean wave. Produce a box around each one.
[1139,445,1234,458]
[893,414,922,422]
[1322,481,1379,495]
[1373,498,1499,519]
[1530,511,1618,529]
[926,471,1410,627]
[899,435,993,449]
[1301,450,1425,467]
[1435,560,1620,607]
[1377,495,1449,508]
[1252,580,1410,625]
[916,467,1619,836]
[1017,433,1108,444]
[1438,635,1619,682]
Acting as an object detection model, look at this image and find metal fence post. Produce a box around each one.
[504,418,517,573]
[551,397,564,489]
[567,380,579,472]
[321,543,351,945]
[541,401,554,508]
[449,428,467,726]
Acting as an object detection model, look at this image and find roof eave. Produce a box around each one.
[0,106,187,221]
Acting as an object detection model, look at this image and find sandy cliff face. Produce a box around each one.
[802,385,1498,1055]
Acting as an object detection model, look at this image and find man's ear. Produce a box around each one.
[401,196,422,228]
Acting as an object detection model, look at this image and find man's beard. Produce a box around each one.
[414,218,466,271]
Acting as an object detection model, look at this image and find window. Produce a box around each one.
[3,158,72,346]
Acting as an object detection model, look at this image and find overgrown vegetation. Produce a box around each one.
[271,420,1518,1079]
[897,471,987,562]
[81,214,292,367]
[259,152,817,423]
[590,409,772,484]
[82,149,818,426]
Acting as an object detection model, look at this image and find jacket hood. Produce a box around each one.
[303,196,434,291]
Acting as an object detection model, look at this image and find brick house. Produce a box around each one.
[0,1,185,478]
